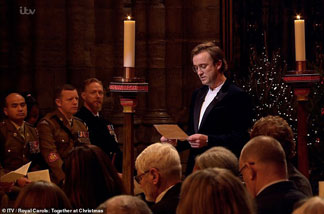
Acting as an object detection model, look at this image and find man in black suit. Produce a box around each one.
[135,143,182,214]
[239,136,306,214]
[161,42,252,174]
[250,115,313,196]
[75,78,122,171]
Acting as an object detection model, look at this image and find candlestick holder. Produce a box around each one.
[296,61,306,73]
[283,63,320,178]
[109,67,148,194]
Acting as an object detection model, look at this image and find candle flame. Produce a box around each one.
[127,16,131,20]
[296,15,301,20]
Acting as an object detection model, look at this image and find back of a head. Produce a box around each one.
[63,145,125,208]
[176,168,255,214]
[14,181,71,209]
[251,115,296,159]
[240,136,287,175]
[135,143,182,181]
[99,195,152,214]
[293,196,324,214]
[195,146,239,176]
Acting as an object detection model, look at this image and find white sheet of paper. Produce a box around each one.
[154,124,188,141]
[0,161,31,182]
[27,169,51,182]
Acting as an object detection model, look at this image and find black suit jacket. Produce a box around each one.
[287,161,313,197]
[256,181,307,214]
[75,106,122,172]
[178,79,253,174]
[150,182,181,214]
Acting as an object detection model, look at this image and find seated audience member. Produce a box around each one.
[23,93,41,126]
[37,84,90,185]
[76,78,122,172]
[14,180,71,209]
[135,143,182,214]
[63,145,125,208]
[98,195,152,214]
[293,196,324,214]
[239,136,307,214]
[176,168,255,214]
[193,146,239,176]
[250,115,313,196]
[1,93,44,192]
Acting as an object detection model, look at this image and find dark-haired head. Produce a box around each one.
[14,181,71,209]
[55,84,76,99]
[63,145,126,208]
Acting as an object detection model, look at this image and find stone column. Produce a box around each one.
[164,0,186,123]
[34,1,67,111]
[143,0,173,144]
[66,0,96,87]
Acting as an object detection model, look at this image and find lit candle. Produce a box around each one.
[124,16,135,67]
[294,15,306,61]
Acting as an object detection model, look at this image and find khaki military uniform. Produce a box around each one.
[37,110,90,185]
[0,120,40,177]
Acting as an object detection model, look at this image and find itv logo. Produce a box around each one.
[19,6,36,15]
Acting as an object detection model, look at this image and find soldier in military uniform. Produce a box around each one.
[76,78,122,172]
[0,93,42,187]
[37,84,90,185]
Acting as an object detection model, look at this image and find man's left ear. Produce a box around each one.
[151,168,160,185]
[215,60,222,71]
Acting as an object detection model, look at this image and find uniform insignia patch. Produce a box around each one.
[48,152,59,162]
[29,141,40,154]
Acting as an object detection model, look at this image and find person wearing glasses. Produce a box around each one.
[161,41,253,175]
[239,136,306,214]
[135,143,182,214]
[250,115,312,197]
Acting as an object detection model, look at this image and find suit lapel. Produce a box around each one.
[198,80,230,131]
[194,88,208,133]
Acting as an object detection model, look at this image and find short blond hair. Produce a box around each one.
[135,143,181,180]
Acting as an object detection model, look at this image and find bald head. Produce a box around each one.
[240,136,286,167]
[4,93,27,125]
[239,136,288,197]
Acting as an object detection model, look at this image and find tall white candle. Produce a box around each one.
[294,15,306,61]
[124,16,135,67]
